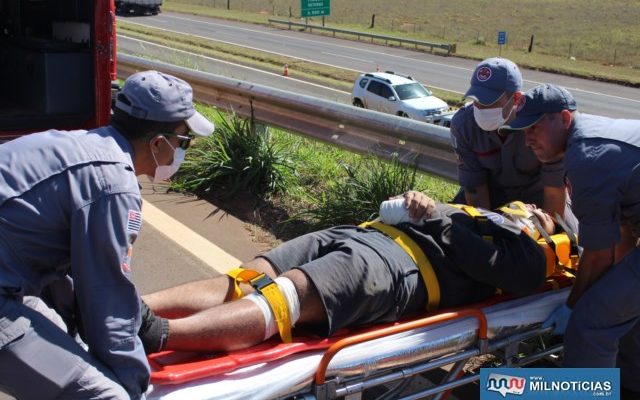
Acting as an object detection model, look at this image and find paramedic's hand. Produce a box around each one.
[402,191,436,221]
[542,304,572,335]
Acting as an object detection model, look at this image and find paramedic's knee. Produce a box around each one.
[282,269,327,326]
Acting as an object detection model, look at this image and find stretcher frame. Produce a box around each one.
[148,279,571,400]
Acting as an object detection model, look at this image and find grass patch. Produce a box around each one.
[163,0,640,86]
[171,111,457,239]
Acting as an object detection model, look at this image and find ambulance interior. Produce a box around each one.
[0,0,95,133]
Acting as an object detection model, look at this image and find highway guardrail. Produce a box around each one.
[268,19,456,55]
[117,54,458,181]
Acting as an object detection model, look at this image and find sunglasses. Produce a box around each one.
[160,133,193,150]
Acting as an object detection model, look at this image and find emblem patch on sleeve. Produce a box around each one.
[127,210,143,232]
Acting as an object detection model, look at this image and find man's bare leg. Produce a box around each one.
[164,267,327,352]
[143,258,278,318]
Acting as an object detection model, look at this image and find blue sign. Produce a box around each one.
[480,368,619,400]
[498,31,507,45]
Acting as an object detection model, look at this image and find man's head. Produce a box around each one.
[113,70,214,139]
[500,201,556,240]
[500,84,576,163]
[111,70,215,179]
[465,58,523,131]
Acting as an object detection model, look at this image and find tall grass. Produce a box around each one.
[172,111,296,199]
[172,111,457,232]
[300,156,424,228]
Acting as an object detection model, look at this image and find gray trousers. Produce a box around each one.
[0,296,131,399]
[564,248,640,391]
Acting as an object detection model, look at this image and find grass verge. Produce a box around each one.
[171,111,458,240]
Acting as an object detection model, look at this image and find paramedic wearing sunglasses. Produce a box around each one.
[138,191,575,356]
[0,70,214,399]
[501,83,640,396]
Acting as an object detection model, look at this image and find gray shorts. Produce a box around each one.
[260,225,426,336]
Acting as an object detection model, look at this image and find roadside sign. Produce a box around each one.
[301,0,330,17]
[497,31,507,45]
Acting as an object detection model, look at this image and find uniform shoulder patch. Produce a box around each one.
[127,209,143,232]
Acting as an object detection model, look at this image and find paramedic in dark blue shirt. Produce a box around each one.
[502,83,640,395]
[0,70,214,399]
[450,58,568,219]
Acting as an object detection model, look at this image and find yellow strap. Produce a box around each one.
[360,221,441,311]
[498,201,530,218]
[449,204,493,243]
[226,267,292,343]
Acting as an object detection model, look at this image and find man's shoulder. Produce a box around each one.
[450,104,476,135]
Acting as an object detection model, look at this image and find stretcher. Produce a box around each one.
[146,278,571,400]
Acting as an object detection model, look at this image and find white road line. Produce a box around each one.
[322,52,373,63]
[118,35,350,94]
[142,200,239,274]
[150,14,640,104]
[122,20,363,73]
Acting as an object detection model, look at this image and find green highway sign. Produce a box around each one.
[301,0,330,17]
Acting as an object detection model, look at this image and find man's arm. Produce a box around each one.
[566,247,615,308]
[464,184,491,209]
[71,193,149,399]
[542,185,567,218]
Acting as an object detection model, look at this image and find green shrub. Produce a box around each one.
[300,155,423,228]
[172,112,296,199]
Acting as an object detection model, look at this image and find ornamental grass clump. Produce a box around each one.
[173,112,296,199]
[301,155,423,228]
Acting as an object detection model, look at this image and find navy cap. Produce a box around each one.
[115,70,214,137]
[500,84,577,131]
[464,58,522,105]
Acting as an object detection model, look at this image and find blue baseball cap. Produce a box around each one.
[500,84,577,131]
[464,58,522,106]
[115,70,214,137]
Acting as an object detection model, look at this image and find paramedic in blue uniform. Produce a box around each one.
[450,58,568,219]
[501,83,640,395]
[0,70,214,399]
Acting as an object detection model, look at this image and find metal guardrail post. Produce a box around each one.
[117,54,459,181]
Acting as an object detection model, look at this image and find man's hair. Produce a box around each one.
[110,95,184,141]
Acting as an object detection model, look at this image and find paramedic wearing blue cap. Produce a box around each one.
[0,70,214,399]
[450,58,568,219]
[502,83,640,395]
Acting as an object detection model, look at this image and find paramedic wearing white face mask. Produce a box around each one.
[449,58,570,222]
[0,70,213,400]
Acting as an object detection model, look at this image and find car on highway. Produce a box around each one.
[351,71,450,123]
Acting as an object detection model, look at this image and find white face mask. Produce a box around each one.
[151,136,186,184]
[472,96,515,131]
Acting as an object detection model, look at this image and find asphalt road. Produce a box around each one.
[119,12,640,119]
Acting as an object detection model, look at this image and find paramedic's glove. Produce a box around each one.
[139,299,170,354]
[542,304,572,335]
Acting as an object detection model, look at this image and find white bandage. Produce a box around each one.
[244,293,278,340]
[275,276,301,326]
[243,277,301,341]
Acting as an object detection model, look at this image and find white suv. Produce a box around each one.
[351,72,449,123]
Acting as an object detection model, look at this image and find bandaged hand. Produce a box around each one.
[542,303,572,335]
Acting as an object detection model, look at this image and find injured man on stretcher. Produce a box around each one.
[139,191,572,355]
